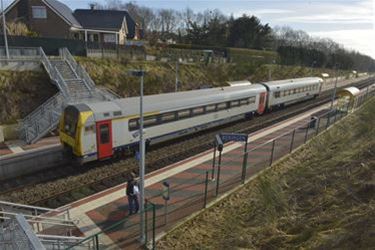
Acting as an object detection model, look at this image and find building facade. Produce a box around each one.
[3,0,141,44]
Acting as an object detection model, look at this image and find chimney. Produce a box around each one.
[90,4,96,10]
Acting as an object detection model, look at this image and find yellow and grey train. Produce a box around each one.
[59,77,322,163]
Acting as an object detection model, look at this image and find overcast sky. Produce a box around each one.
[3,0,375,58]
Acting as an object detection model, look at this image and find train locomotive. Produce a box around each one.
[59,77,322,164]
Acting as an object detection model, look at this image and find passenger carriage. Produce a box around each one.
[60,84,268,163]
[261,77,323,110]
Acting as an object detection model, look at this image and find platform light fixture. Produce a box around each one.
[129,68,147,243]
[330,64,339,109]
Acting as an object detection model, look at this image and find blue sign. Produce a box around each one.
[220,133,248,143]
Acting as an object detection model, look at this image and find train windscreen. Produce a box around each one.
[64,106,79,137]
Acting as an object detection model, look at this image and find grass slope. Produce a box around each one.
[157,98,375,250]
[77,57,343,97]
[0,58,349,123]
[0,70,57,124]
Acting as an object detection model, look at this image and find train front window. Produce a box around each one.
[64,106,79,137]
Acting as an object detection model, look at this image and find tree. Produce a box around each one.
[228,15,272,49]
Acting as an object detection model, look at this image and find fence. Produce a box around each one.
[65,201,157,250]
[62,90,373,249]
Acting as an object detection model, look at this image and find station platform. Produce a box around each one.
[0,136,59,157]
[0,75,369,159]
[59,101,337,249]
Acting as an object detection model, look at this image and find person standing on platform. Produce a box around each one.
[126,172,139,215]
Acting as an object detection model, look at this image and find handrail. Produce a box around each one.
[60,48,96,89]
[0,211,75,225]
[39,47,70,98]
[0,200,57,213]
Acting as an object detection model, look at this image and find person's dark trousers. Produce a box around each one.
[127,195,139,214]
[133,195,139,213]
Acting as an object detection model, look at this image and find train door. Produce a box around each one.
[257,92,267,114]
[96,120,113,159]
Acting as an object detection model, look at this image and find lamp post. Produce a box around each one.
[330,64,339,109]
[310,60,316,76]
[129,68,146,243]
[175,58,180,92]
[1,0,9,59]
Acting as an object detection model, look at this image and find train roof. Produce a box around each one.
[262,77,323,91]
[85,84,267,119]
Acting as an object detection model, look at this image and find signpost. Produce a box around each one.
[162,181,170,225]
[212,133,249,195]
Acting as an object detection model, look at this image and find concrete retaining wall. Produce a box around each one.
[0,124,19,141]
[0,60,42,71]
[0,145,68,181]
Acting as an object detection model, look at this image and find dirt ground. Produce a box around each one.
[157,98,375,250]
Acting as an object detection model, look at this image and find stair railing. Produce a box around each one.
[18,92,65,143]
[60,48,96,89]
[39,47,70,98]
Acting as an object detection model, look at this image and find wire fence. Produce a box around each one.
[66,89,374,250]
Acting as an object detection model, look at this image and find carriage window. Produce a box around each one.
[217,102,227,110]
[113,111,122,116]
[274,91,281,98]
[206,104,216,112]
[144,116,158,127]
[162,112,176,122]
[178,109,190,119]
[129,119,138,131]
[230,100,240,107]
[249,96,256,103]
[240,99,248,105]
[293,89,297,94]
[99,124,110,144]
[103,112,110,117]
[193,107,205,115]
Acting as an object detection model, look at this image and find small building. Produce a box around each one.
[3,0,141,44]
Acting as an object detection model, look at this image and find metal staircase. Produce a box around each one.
[0,201,95,250]
[18,47,119,144]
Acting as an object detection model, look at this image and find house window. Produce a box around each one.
[104,34,116,43]
[32,6,47,19]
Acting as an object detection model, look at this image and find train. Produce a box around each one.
[59,77,323,164]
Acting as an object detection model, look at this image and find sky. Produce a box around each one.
[3,0,375,58]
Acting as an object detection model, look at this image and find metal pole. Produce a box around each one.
[333,107,338,123]
[289,129,296,153]
[203,171,209,208]
[175,59,179,92]
[152,202,156,250]
[241,141,248,184]
[326,112,331,129]
[215,150,222,197]
[1,0,9,59]
[94,235,99,250]
[164,199,168,225]
[211,146,216,180]
[139,71,146,243]
[269,140,276,166]
[330,65,338,109]
[304,123,309,143]
[145,200,148,243]
[315,117,320,135]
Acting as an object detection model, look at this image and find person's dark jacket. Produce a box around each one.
[126,180,135,196]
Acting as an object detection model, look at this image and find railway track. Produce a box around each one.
[0,77,373,208]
